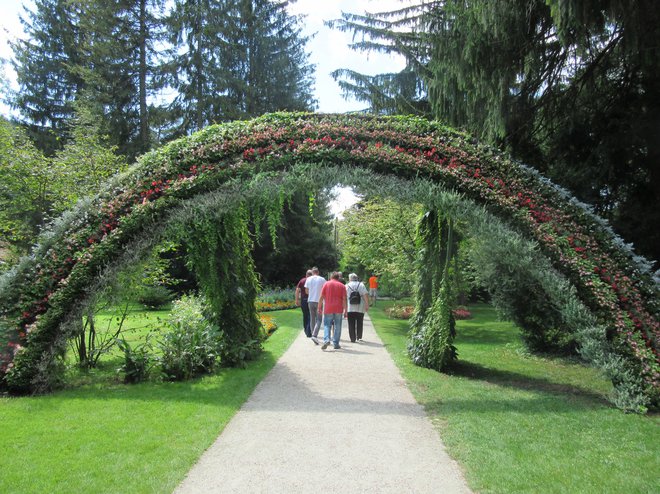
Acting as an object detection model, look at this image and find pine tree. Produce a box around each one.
[76,0,168,157]
[165,0,230,133]
[10,0,84,153]
[233,0,316,118]
[166,0,315,134]
[331,0,660,263]
[326,3,433,115]
[11,0,168,159]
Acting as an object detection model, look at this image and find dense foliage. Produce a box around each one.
[330,0,660,264]
[0,118,54,255]
[0,113,657,411]
[158,293,221,380]
[10,0,315,159]
[174,206,263,365]
[251,190,337,287]
[408,210,458,370]
[338,198,421,297]
[0,112,127,260]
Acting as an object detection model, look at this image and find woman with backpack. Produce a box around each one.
[346,273,369,342]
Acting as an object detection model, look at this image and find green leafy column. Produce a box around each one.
[179,207,262,366]
[408,209,458,371]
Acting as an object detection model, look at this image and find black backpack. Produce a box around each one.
[348,284,362,304]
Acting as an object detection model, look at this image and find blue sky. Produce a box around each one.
[0,0,407,116]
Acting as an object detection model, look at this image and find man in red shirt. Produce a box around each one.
[317,271,347,350]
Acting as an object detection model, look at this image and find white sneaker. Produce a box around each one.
[311,336,319,345]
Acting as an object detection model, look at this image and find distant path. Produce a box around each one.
[174,314,471,493]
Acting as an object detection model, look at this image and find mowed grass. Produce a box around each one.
[0,309,301,494]
[370,302,660,494]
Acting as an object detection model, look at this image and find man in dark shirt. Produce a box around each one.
[295,269,313,337]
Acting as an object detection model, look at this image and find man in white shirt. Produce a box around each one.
[304,266,326,344]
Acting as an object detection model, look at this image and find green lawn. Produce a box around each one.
[3,304,658,493]
[370,302,660,494]
[0,310,301,494]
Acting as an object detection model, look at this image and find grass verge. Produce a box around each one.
[0,309,300,494]
[369,302,659,494]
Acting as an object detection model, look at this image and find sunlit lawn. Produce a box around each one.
[0,310,300,494]
[370,302,660,493]
[3,303,658,493]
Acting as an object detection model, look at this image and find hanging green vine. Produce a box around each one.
[174,206,262,366]
[408,210,459,370]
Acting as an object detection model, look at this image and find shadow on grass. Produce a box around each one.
[55,353,431,418]
[455,327,514,346]
[55,350,282,408]
[445,359,610,409]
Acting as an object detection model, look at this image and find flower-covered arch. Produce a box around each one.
[0,113,657,409]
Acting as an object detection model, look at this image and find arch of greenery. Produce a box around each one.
[0,113,657,411]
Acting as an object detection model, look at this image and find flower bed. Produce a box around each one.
[259,313,278,337]
[453,306,472,320]
[385,304,415,319]
[256,287,297,312]
[256,300,298,312]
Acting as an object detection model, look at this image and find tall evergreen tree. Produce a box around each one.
[76,0,168,157]
[331,0,660,263]
[326,3,432,115]
[11,0,168,159]
[166,0,231,133]
[166,0,315,134]
[232,0,316,118]
[10,0,84,153]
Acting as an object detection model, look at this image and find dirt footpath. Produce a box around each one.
[174,314,471,493]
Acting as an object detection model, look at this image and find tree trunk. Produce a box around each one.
[138,0,150,151]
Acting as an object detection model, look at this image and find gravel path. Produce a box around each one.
[174,314,471,493]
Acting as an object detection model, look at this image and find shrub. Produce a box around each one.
[385,304,414,319]
[467,226,580,354]
[219,338,262,369]
[452,306,472,320]
[408,282,457,371]
[116,336,153,384]
[137,285,174,310]
[158,294,220,381]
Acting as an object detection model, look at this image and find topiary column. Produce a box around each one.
[408,209,458,371]
[178,207,262,366]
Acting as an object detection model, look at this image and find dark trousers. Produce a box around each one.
[301,299,311,337]
[347,312,365,342]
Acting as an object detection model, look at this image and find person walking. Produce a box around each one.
[304,267,326,345]
[368,273,379,306]
[346,273,369,342]
[295,269,313,337]
[330,271,345,338]
[317,271,347,350]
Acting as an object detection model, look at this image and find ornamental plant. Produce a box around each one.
[452,306,472,320]
[259,313,278,337]
[158,294,220,381]
[385,304,415,320]
[0,112,656,411]
[256,287,297,312]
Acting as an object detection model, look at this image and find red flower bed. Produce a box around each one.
[452,307,472,320]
